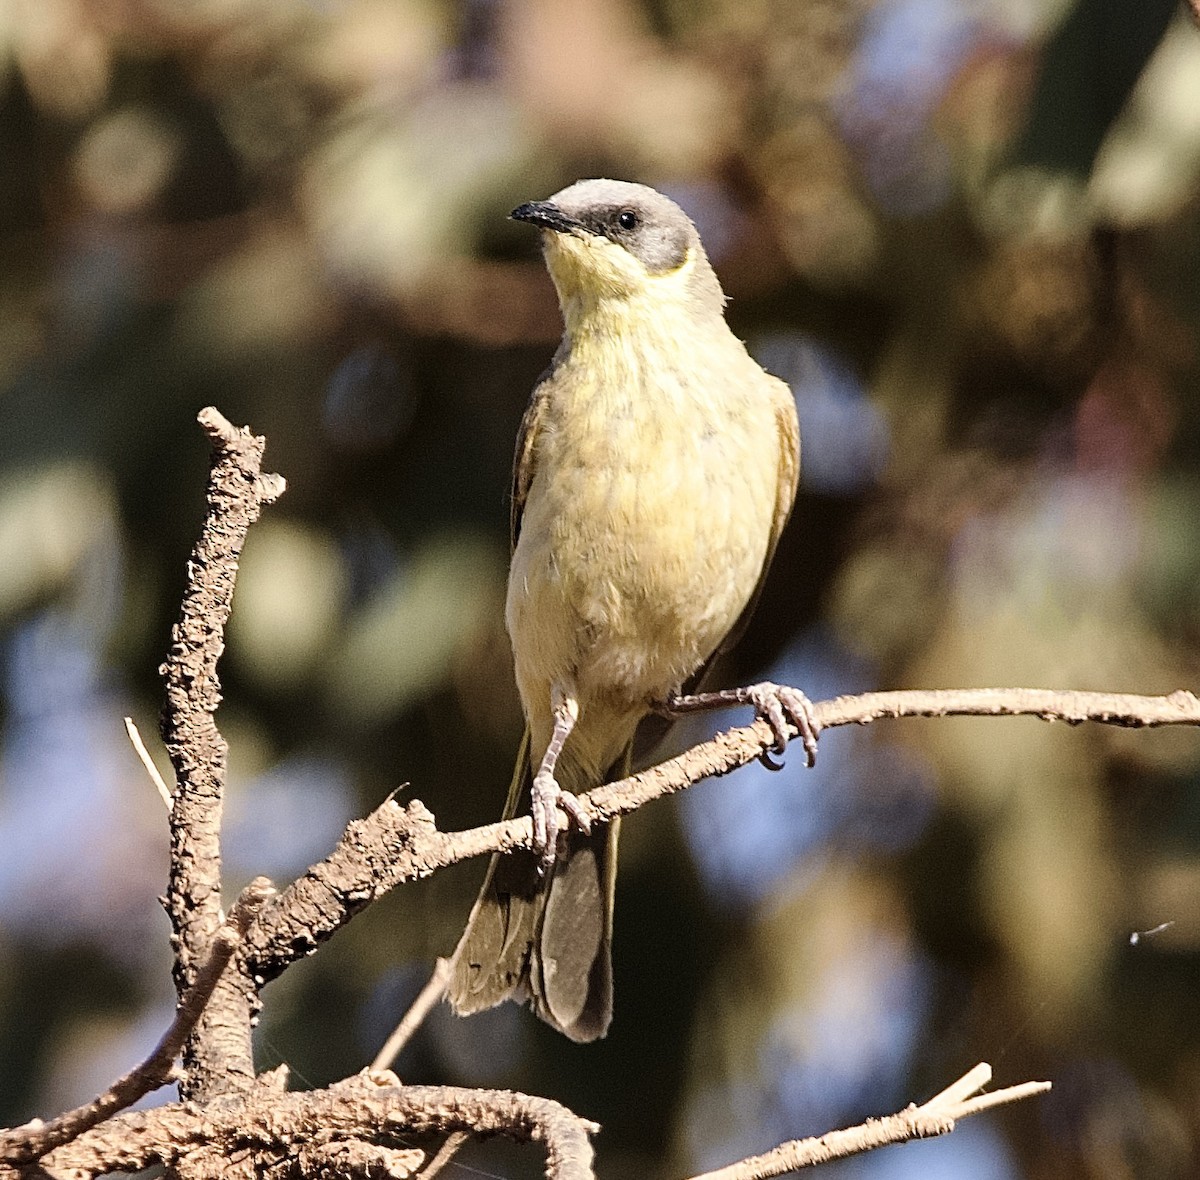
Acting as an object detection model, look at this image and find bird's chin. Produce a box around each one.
[544,235,640,305]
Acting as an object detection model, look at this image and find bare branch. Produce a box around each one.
[242,685,1200,983]
[585,686,1200,830]
[3,1078,598,1180]
[371,957,453,1072]
[159,406,285,1100]
[686,1063,1049,1179]
[0,880,274,1164]
[293,1139,425,1178]
[0,1062,1045,1180]
[243,791,442,985]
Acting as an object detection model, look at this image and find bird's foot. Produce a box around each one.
[661,682,821,770]
[743,682,820,770]
[531,770,591,875]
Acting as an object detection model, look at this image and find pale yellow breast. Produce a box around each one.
[506,308,784,761]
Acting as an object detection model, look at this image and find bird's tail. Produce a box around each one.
[448,728,620,1042]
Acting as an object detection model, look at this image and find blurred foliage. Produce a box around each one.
[2,1,1200,1177]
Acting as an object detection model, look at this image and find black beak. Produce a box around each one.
[511,201,585,235]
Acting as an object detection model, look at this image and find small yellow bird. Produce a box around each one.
[449,179,816,1041]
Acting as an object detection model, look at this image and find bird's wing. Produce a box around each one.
[632,374,799,761]
[510,368,555,551]
[713,374,801,660]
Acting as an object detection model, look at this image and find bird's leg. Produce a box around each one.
[531,685,591,873]
[659,682,820,770]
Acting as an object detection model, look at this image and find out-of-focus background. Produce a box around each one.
[2,0,1200,1176]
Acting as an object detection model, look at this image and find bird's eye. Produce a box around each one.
[616,209,639,232]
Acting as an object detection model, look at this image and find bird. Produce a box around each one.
[448,179,815,1041]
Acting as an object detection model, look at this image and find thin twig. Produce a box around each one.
[372,957,453,1072]
[686,1063,1049,1179]
[0,880,274,1164]
[421,1130,468,1179]
[582,686,1200,827]
[124,716,173,811]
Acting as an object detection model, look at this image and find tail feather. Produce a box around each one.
[448,728,620,1042]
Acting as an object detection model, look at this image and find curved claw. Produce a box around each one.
[531,771,591,875]
[558,790,591,835]
[747,683,821,769]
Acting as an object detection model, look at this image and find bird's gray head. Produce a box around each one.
[511,179,726,324]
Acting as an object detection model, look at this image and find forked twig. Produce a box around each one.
[0,880,274,1164]
[687,1063,1049,1179]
